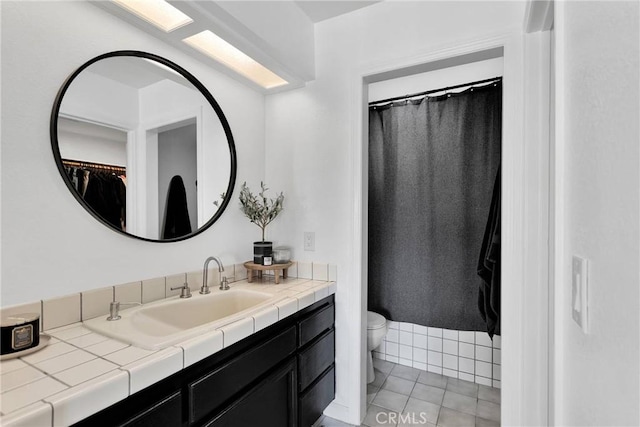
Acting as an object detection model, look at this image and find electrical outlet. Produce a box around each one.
[304,232,315,251]
[572,255,589,334]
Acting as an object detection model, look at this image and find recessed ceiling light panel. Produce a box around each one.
[183,30,288,89]
[112,0,193,32]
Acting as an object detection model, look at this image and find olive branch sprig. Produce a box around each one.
[239,182,284,242]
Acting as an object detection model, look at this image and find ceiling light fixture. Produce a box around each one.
[183,30,288,89]
[112,0,193,32]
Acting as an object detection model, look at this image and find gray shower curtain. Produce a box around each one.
[368,82,501,331]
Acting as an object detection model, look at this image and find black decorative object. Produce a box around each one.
[253,241,273,265]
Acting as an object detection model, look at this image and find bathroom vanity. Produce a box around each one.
[73,295,335,427]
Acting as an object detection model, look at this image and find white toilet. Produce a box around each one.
[367,311,388,384]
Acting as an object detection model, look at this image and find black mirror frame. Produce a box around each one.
[50,50,237,243]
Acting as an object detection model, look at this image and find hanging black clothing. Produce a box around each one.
[162,175,192,239]
[477,167,501,338]
[83,171,126,231]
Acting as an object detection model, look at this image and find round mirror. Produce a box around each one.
[50,51,237,242]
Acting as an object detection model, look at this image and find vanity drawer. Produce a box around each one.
[189,325,297,424]
[298,303,334,348]
[298,328,335,392]
[119,391,182,427]
[299,365,335,427]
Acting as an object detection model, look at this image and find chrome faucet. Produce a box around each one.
[202,256,224,294]
[170,283,192,299]
[107,301,141,321]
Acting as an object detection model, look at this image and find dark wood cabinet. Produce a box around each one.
[203,359,297,427]
[72,295,335,427]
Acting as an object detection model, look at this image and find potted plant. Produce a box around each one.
[239,182,284,265]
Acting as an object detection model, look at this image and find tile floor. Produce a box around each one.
[314,359,500,427]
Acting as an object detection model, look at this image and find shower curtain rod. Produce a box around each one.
[369,76,502,107]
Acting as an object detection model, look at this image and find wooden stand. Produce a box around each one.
[244,261,293,284]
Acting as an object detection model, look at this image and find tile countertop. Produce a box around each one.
[0,278,337,427]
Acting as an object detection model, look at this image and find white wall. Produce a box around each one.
[264,1,524,422]
[556,1,640,425]
[0,1,265,306]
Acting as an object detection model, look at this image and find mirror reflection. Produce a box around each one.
[52,52,236,241]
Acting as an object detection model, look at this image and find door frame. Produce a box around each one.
[330,28,552,425]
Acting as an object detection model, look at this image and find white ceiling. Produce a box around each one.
[294,1,381,23]
[93,1,383,92]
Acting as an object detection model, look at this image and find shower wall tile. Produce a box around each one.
[379,321,502,386]
[399,331,412,346]
[427,365,442,375]
[492,335,501,349]
[475,332,492,347]
[493,349,501,365]
[493,380,501,389]
[459,342,474,359]
[460,372,475,382]
[459,357,474,374]
[459,331,475,344]
[399,344,412,360]
[443,339,458,356]
[443,329,458,340]
[475,345,492,363]
[410,325,425,336]
[476,376,492,387]
[428,337,443,352]
[427,327,442,337]
[399,323,413,332]
[493,364,501,380]
[443,368,458,379]
[399,358,413,368]
[413,334,427,349]
[427,351,442,367]
[413,361,427,371]
[386,355,399,364]
[386,342,399,357]
[443,354,458,370]
[413,348,427,364]
[476,361,492,378]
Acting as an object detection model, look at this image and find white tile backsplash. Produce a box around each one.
[0,271,338,423]
[43,294,81,330]
[142,277,166,304]
[114,281,142,304]
[81,287,113,321]
[379,322,501,386]
[297,262,312,279]
[312,263,328,281]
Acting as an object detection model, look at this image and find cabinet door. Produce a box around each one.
[203,359,297,427]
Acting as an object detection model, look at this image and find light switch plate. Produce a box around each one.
[304,232,315,251]
[571,255,589,333]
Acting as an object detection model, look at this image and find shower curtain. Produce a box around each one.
[368,82,501,332]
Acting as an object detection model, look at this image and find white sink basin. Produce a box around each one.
[84,289,275,350]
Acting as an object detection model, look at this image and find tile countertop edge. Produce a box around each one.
[0,279,336,426]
